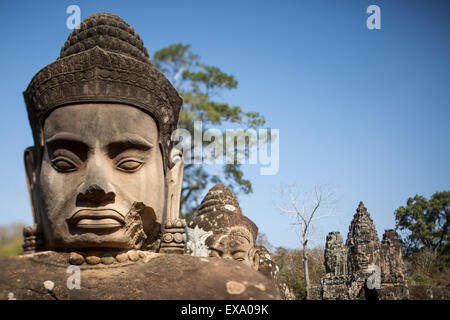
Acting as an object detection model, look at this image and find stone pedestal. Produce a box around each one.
[0,252,280,300]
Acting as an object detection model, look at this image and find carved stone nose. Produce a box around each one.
[77,184,115,205]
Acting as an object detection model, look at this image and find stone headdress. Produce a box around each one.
[23,12,182,168]
[189,183,258,244]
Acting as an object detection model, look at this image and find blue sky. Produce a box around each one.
[0,0,449,249]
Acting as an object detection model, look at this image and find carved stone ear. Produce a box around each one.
[166,148,184,222]
[160,148,186,254]
[23,146,44,244]
[24,147,37,192]
[249,247,260,271]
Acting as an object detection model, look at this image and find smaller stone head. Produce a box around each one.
[186,183,260,270]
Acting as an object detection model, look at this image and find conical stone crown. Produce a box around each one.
[197,183,242,217]
[60,12,150,63]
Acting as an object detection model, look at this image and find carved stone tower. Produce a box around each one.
[325,232,348,276]
[346,202,381,281]
[321,202,408,300]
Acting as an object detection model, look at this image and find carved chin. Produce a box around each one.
[54,202,159,251]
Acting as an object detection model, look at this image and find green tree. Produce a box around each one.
[395,191,450,255]
[395,191,450,286]
[153,43,265,220]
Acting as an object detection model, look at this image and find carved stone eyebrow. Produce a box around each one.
[46,132,86,145]
[209,246,224,254]
[45,132,89,161]
[106,133,154,158]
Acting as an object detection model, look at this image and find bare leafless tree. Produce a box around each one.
[275,184,339,299]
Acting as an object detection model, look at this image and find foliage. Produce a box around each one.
[271,246,325,300]
[0,224,24,257]
[153,43,265,220]
[403,247,450,287]
[395,191,449,255]
[395,191,450,287]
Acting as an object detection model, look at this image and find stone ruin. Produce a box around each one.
[320,202,409,300]
[317,202,450,300]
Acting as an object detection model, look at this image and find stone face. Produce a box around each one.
[186,183,260,270]
[321,231,350,299]
[321,202,408,300]
[324,232,347,276]
[0,252,281,300]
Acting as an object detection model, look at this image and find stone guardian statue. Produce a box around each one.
[0,12,279,300]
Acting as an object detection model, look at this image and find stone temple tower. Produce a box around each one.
[320,202,408,300]
[346,202,381,281]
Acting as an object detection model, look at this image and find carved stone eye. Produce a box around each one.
[232,252,246,261]
[209,249,221,258]
[52,158,77,172]
[117,159,143,172]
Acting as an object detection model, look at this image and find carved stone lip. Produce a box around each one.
[69,209,125,229]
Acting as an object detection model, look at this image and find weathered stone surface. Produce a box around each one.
[324,232,347,276]
[127,250,139,262]
[85,255,101,265]
[115,253,128,263]
[160,219,186,254]
[69,252,84,265]
[197,183,243,217]
[100,256,115,265]
[380,229,404,284]
[0,252,280,300]
[321,275,349,300]
[308,285,322,300]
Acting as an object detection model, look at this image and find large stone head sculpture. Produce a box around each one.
[186,183,260,270]
[23,13,184,252]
